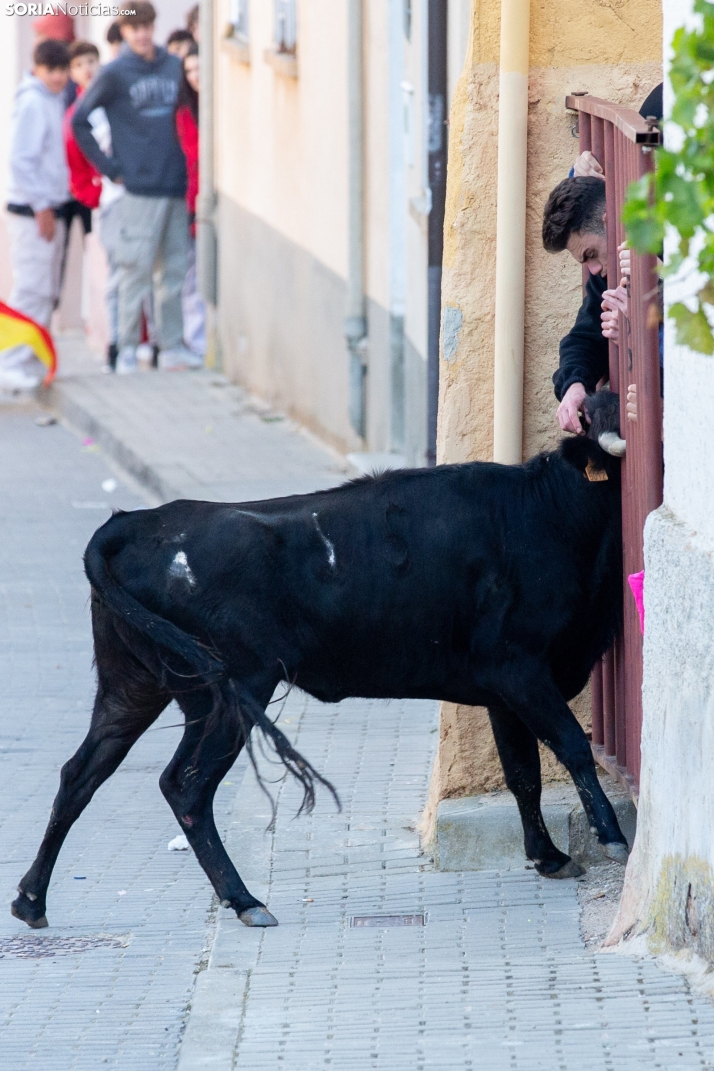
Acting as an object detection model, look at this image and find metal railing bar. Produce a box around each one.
[565,94,661,145]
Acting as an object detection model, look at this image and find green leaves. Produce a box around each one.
[669,302,714,354]
[622,174,664,253]
[623,0,714,355]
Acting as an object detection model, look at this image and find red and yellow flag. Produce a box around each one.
[0,301,57,386]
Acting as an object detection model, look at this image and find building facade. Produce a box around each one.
[205,0,469,463]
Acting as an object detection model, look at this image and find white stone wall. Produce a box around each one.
[611,0,714,960]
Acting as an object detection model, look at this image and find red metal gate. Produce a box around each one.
[565,94,663,795]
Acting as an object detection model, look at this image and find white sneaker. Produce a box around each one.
[0,366,41,392]
[158,345,204,371]
[135,342,154,365]
[116,346,138,375]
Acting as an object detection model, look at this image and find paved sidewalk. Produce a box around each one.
[44,369,349,503]
[29,366,714,1069]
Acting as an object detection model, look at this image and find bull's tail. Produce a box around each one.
[222,680,340,823]
[83,517,339,817]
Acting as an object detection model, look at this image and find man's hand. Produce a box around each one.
[572,151,605,180]
[626,383,637,422]
[601,307,619,342]
[618,242,630,279]
[601,285,628,342]
[36,208,55,242]
[557,381,588,435]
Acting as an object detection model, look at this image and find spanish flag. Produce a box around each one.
[0,301,57,386]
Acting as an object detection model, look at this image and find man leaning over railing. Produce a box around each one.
[542,176,612,434]
[541,85,663,435]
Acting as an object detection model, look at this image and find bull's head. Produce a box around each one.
[582,391,626,457]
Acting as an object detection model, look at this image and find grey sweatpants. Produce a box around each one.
[1,212,66,372]
[116,193,189,350]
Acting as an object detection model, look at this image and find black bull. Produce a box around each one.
[12,392,629,931]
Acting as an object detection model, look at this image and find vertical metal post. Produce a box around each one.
[388,0,407,455]
[425,0,448,465]
[197,0,218,308]
[492,0,531,464]
[345,0,368,439]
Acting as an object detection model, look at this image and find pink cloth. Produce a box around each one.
[628,570,645,635]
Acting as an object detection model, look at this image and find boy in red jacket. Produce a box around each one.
[63,41,101,215]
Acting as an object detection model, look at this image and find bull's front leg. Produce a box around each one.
[499,665,629,864]
[488,705,584,878]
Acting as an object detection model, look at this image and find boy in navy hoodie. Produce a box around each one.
[72,2,200,372]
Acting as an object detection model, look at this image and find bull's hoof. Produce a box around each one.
[11,892,48,929]
[238,905,278,928]
[603,841,630,865]
[536,857,585,880]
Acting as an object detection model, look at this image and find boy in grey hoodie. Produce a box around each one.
[2,40,70,392]
[72,2,200,372]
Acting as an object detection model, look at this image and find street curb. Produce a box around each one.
[435,784,637,871]
[176,759,276,1070]
[42,381,179,503]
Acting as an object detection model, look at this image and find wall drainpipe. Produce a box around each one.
[492,0,530,464]
[345,0,368,439]
[426,0,448,466]
[197,0,218,311]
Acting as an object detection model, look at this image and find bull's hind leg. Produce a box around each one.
[159,685,278,928]
[501,668,629,865]
[488,705,583,878]
[12,627,170,928]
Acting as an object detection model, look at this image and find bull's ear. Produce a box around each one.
[559,435,595,473]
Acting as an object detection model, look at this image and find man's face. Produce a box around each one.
[33,64,70,95]
[120,21,156,59]
[566,219,608,276]
[70,53,99,90]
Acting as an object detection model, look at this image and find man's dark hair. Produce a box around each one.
[186,5,199,33]
[33,39,70,70]
[68,40,100,63]
[106,21,123,45]
[168,28,195,46]
[542,177,607,253]
[118,1,157,27]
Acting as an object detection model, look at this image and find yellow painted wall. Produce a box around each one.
[426,0,663,820]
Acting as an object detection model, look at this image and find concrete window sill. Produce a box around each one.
[221,35,250,65]
[263,47,298,79]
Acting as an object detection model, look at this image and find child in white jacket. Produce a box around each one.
[2,40,71,391]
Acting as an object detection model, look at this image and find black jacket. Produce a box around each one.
[553,273,609,401]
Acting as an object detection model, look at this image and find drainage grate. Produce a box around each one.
[0,934,129,959]
[350,914,424,928]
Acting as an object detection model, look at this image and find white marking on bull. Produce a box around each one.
[169,550,196,587]
[312,512,336,569]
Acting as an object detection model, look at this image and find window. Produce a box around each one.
[275,0,297,54]
[230,0,249,40]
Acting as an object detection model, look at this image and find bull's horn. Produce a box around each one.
[598,431,626,457]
